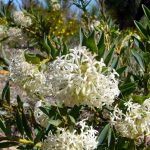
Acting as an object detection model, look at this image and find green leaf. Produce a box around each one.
[97,32,105,59]
[142,5,150,21]
[0,119,6,134]
[16,109,24,136]
[82,30,98,53]
[48,119,62,127]
[131,49,145,71]
[98,124,110,146]
[17,95,23,109]
[107,127,112,147]
[116,66,127,75]
[22,112,33,140]
[119,82,136,96]
[104,46,115,66]
[0,142,18,148]
[2,81,10,105]
[134,21,148,38]
[143,52,150,64]
[39,107,49,116]
[47,38,57,59]
[68,115,76,124]
[42,38,51,56]
[62,43,69,55]
[111,56,119,69]
[34,129,44,143]
[24,52,41,64]
[134,37,146,52]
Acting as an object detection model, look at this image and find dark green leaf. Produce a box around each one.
[116,66,127,75]
[39,107,49,116]
[17,95,23,109]
[34,129,44,143]
[0,142,18,148]
[2,81,10,105]
[131,49,145,71]
[104,46,115,66]
[119,82,136,96]
[97,32,105,59]
[22,112,33,140]
[142,5,150,21]
[0,119,6,134]
[134,37,146,52]
[16,109,24,136]
[62,43,69,55]
[134,21,147,38]
[143,52,150,64]
[82,30,98,53]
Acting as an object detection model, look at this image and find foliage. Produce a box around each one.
[0,1,150,150]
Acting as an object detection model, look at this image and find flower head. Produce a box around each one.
[13,11,32,27]
[110,98,150,143]
[49,46,120,108]
[41,120,98,150]
[9,50,52,97]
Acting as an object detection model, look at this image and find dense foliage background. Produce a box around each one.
[0,0,150,149]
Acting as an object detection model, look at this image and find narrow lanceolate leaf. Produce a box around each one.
[48,119,62,127]
[97,32,105,59]
[111,56,119,69]
[107,127,112,147]
[82,30,98,54]
[142,5,150,21]
[119,82,136,96]
[34,129,45,143]
[104,46,115,66]
[2,81,10,105]
[16,109,24,136]
[131,49,145,71]
[47,38,57,59]
[134,21,148,38]
[22,112,33,140]
[62,43,69,55]
[17,95,23,109]
[98,124,110,146]
[0,142,18,148]
[134,37,146,52]
[116,66,127,75]
[0,119,6,134]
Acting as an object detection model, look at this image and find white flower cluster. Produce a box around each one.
[9,47,119,108]
[7,27,22,40]
[42,120,98,150]
[13,11,32,27]
[49,46,120,108]
[9,50,52,97]
[111,98,150,142]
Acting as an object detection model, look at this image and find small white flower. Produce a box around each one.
[110,99,150,143]
[41,120,98,150]
[49,46,120,108]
